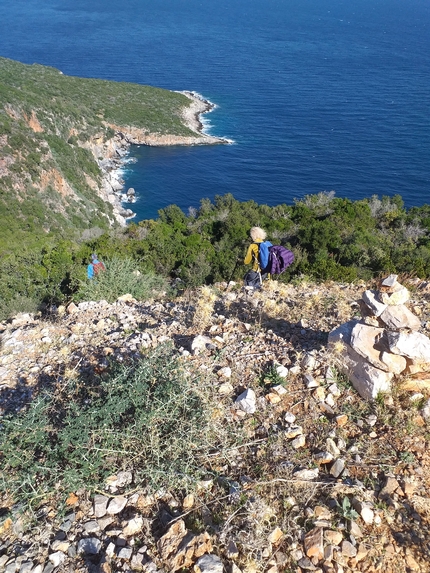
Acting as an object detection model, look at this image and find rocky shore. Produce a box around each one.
[90,91,229,225]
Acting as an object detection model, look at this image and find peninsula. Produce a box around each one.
[0,57,227,251]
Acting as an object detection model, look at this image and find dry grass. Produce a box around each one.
[192,285,217,331]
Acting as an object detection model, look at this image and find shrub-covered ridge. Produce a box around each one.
[0,57,215,250]
[1,191,430,321]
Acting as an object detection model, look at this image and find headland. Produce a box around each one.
[97,91,230,224]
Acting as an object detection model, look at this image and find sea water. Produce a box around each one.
[0,0,429,219]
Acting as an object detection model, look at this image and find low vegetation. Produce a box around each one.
[0,56,195,251]
[1,190,430,321]
[75,256,169,303]
[0,344,243,507]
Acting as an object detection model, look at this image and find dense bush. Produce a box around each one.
[0,192,429,321]
[75,256,168,303]
[0,345,238,506]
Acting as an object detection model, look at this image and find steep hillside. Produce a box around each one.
[1,278,430,572]
[0,57,222,252]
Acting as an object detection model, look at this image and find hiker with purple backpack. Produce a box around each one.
[87,253,106,280]
[243,227,294,288]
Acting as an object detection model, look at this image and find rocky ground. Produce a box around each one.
[1,278,430,573]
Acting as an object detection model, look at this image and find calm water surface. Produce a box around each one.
[0,0,429,218]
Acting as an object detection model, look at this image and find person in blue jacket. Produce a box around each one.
[87,254,105,279]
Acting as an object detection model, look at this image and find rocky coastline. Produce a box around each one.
[93,91,229,225]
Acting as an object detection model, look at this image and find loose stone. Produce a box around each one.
[94,494,109,518]
[292,434,306,449]
[341,540,357,558]
[77,538,102,555]
[324,530,343,546]
[194,554,224,573]
[304,526,324,559]
[48,552,66,567]
[285,425,303,439]
[330,459,345,478]
[107,496,128,515]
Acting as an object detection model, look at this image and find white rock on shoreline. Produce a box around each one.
[91,91,229,226]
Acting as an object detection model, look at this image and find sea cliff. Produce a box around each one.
[0,57,227,246]
[90,91,229,224]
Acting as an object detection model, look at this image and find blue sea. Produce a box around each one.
[0,0,429,219]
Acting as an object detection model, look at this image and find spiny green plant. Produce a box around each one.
[0,344,244,510]
[259,363,288,390]
[75,256,168,303]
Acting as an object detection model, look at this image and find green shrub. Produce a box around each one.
[0,294,41,319]
[0,345,237,507]
[75,256,168,302]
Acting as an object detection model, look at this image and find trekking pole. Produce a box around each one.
[225,259,240,290]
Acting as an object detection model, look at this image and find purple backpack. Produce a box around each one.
[265,245,294,275]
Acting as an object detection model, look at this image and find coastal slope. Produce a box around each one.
[0,57,225,251]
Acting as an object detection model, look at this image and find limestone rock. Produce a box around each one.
[194,554,223,573]
[106,470,133,490]
[379,305,421,331]
[292,434,306,449]
[123,516,144,536]
[272,384,287,396]
[352,500,374,524]
[67,302,79,314]
[350,323,388,371]
[218,382,234,395]
[235,388,256,414]
[275,363,289,378]
[107,495,128,515]
[314,451,334,465]
[404,359,430,375]
[387,331,430,361]
[293,468,319,481]
[118,547,133,559]
[349,520,363,538]
[326,438,340,458]
[304,373,319,388]
[226,540,239,558]
[304,527,324,559]
[329,323,393,400]
[330,458,345,478]
[77,538,102,555]
[361,290,387,317]
[157,519,212,572]
[183,494,195,510]
[341,540,357,558]
[379,284,410,306]
[191,335,213,355]
[380,274,398,289]
[324,530,343,546]
[314,506,332,520]
[94,494,109,518]
[379,351,407,374]
[268,527,283,544]
[266,392,281,404]
[217,366,231,378]
[49,552,66,567]
[336,414,348,427]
